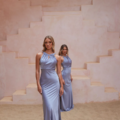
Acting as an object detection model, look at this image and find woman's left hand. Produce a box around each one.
[60,87,64,96]
[62,79,65,85]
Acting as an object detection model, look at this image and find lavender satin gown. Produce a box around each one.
[40,52,61,120]
[60,55,74,111]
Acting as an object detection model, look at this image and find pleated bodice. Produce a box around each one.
[61,55,72,68]
[40,52,57,70]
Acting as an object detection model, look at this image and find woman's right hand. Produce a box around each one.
[60,87,64,97]
[37,85,42,95]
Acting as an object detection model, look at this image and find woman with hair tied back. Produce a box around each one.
[35,35,64,120]
[59,44,74,111]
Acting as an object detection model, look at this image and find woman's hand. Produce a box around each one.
[37,85,42,95]
[71,74,73,82]
[62,79,65,85]
[60,87,64,96]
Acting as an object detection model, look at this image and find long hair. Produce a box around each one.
[42,35,55,52]
[58,44,69,56]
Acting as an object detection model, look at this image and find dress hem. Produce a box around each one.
[60,105,74,112]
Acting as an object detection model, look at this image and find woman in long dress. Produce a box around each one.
[35,36,64,120]
[59,44,74,111]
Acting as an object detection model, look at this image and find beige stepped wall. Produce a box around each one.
[30,0,92,6]
[0,20,44,63]
[0,12,120,68]
[0,45,90,99]
[86,48,120,92]
[0,0,42,40]
[42,13,120,68]
[81,0,120,35]
[0,83,42,104]
[1,45,119,103]
[0,12,120,98]
[0,46,35,99]
[0,5,120,103]
[5,28,44,63]
[0,77,119,104]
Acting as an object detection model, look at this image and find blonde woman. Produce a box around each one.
[59,44,74,111]
[36,36,64,120]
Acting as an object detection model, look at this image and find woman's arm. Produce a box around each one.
[56,55,64,96]
[35,53,42,95]
[60,56,65,85]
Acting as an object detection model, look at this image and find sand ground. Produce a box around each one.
[0,101,120,120]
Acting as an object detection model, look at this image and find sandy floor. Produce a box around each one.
[0,101,120,120]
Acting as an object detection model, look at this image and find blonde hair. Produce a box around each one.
[42,35,55,52]
[58,44,69,56]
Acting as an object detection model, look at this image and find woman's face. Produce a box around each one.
[62,46,67,55]
[44,38,53,50]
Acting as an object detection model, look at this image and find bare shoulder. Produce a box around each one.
[36,52,43,59]
[55,54,61,61]
[60,56,64,61]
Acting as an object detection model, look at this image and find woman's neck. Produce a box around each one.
[45,49,53,54]
[62,54,67,56]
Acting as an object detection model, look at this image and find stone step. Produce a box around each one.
[104,87,119,101]
[72,78,119,103]
[1,13,119,67]
[13,90,26,95]
[91,82,103,86]
[0,80,119,104]
[26,84,38,95]
[81,1,120,34]
[109,49,120,56]
[109,49,120,57]
[86,49,120,92]
[105,87,118,93]
[0,1,42,40]
[0,51,36,98]
[12,84,42,104]
[0,97,12,102]
[98,55,112,62]
[27,83,37,88]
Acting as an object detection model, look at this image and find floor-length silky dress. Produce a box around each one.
[60,55,74,111]
[40,52,61,120]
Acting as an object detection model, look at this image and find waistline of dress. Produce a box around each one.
[62,67,71,69]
